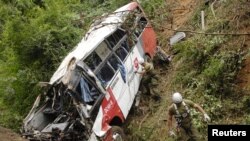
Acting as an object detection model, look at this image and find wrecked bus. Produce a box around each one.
[22,2,157,141]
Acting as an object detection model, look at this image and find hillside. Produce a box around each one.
[125,0,250,141]
[0,0,250,141]
[0,126,27,141]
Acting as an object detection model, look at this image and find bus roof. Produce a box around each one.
[49,2,138,84]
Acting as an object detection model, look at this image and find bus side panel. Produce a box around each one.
[101,87,125,125]
[109,72,131,118]
[129,40,144,96]
[120,53,138,118]
[141,26,157,58]
[92,87,125,137]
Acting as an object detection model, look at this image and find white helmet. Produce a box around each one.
[138,58,144,64]
[172,92,183,104]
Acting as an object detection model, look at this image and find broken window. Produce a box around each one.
[113,29,126,41]
[108,54,121,71]
[134,17,147,37]
[138,17,147,29]
[107,34,117,48]
[84,41,111,72]
[96,62,115,87]
[115,46,128,61]
[106,29,126,49]
[127,33,137,47]
[121,39,130,52]
[95,41,111,61]
[84,52,102,71]
[77,77,99,104]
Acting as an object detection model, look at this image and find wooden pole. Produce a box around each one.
[201,11,205,30]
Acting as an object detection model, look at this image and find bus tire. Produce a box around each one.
[110,126,126,141]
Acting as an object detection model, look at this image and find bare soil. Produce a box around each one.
[0,126,27,141]
[162,0,198,38]
[236,33,250,90]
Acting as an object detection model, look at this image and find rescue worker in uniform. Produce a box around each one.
[135,58,159,99]
[167,92,211,141]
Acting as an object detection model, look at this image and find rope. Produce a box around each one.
[152,23,250,36]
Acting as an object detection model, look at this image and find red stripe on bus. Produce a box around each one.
[101,87,125,131]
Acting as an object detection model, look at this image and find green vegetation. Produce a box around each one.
[125,0,250,141]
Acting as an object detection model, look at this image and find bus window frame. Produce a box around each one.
[95,61,115,87]
[83,11,150,88]
[106,28,126,50]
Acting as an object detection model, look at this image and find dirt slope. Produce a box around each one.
[0,126,27,141]
[162,0,198,37]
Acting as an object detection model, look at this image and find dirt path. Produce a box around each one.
[0,126,27,141]
[171,0,196,28]
[155,0,199,99]
[162,0,198,38]
[236,36,250,90]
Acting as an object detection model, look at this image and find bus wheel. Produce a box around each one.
[111,126,126,141]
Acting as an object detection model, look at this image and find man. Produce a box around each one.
[167,92,211,141]
[135,58,160,100]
